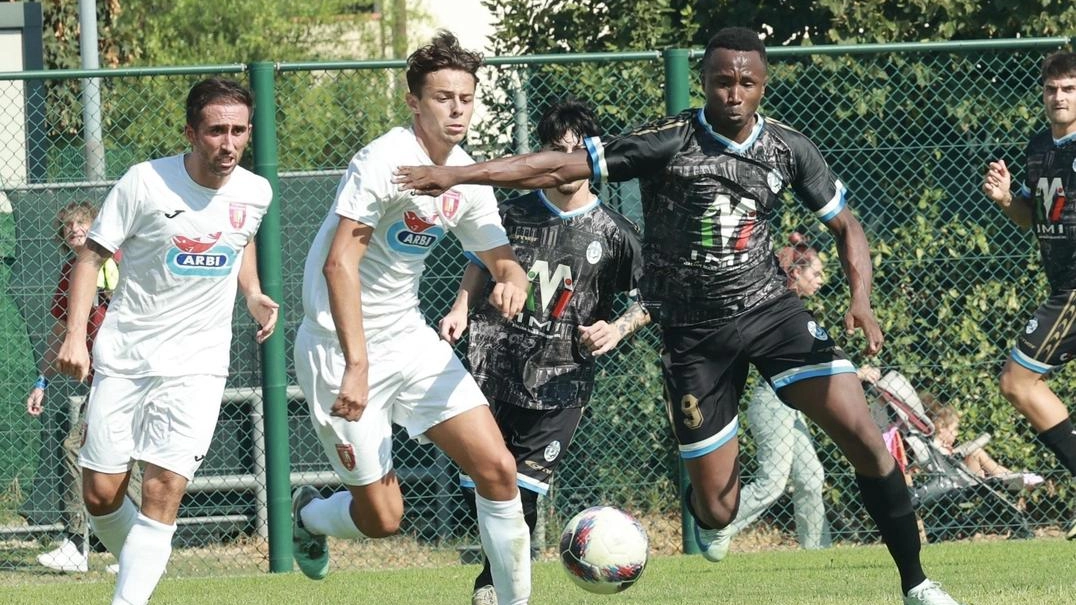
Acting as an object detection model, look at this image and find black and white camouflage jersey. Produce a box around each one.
[466,190,643,410]
[1016,130,1076,293]
[583,108,847,326]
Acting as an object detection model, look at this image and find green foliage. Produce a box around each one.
[482,0,697,55]
[118,0,369,65]
[275,69,410,171]
[37,0,139,136]
[818,0,1076,43]
[472,0,701,156]
[34,1,399,177]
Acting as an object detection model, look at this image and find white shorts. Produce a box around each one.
[294,318,487,486]
[78,373,226,480]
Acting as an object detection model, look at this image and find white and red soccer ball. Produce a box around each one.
[559,506,649,594]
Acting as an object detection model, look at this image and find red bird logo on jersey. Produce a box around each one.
[403,211,437,233]
[172,232,222,253]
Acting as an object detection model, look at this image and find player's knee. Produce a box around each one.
[469,450,517,490]
[998,367,1033,406]
[83,483,125,516]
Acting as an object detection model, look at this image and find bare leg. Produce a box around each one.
[999,359,1069,430]
[682,439,742,529]
[781,373,925,595]
[426,407,530,605]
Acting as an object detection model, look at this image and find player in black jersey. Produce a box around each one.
[397,27,964,605]
[983,51,1076,540]
[438,100,650,605]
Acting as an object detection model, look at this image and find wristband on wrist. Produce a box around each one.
[33,375,49,390]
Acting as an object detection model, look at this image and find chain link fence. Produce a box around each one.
[1,38,1073,580]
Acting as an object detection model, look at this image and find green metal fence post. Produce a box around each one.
[249,61,292,573]
[662,47,701,556]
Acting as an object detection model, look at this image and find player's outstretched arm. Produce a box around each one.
[474,245,528,319]
[982,159,1032,229]
[825,208,884,357]
[579,301,651,357]
[440,262,489,344]
[393,149,592,197]
[56,240,109,382]
[238,241,280,344]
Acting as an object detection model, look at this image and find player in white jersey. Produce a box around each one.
[291,31,532,605]
[56,78,278,605]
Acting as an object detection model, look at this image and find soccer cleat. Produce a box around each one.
[292,486,329,580]
[694,524,732,563]
[106,563,120,575]
[903,579,965,605]
[36,537,88,573]
[471,584,496,605]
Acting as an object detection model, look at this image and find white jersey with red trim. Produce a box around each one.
[88,154,272,377]
[301,126,508,335]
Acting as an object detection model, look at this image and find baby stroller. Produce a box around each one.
[868,371,1033,542]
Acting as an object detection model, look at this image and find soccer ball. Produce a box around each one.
[559,506,648,594]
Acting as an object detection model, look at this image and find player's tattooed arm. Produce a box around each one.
[579,301,651,357]
[612,301,651,340]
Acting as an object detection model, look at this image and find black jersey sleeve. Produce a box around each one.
[583,113,691,186]
[607,211,644,293]
[780,124,848,222]
[1016,138,1035,201]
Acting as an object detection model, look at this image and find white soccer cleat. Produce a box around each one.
[903,579,966,605]
[694,524,732,563]
[471,584,496,605]
[36,537,88,573]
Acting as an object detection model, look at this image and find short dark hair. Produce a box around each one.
[536,99,601,148]
[406,30,483,95]
[185,78,253,127]
[1042,51,1076,81]
[702,27,767,68]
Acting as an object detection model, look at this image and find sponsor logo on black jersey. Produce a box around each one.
[519,260,574,329]
[1036,176,1068,237]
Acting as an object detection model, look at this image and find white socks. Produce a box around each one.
[112,513,176,605]
[88,496,138,556]
[476,492,531,605]
[300,490,366,539]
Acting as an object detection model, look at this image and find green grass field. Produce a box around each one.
[2,538,1073,604]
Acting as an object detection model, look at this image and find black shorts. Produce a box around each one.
[1012,290,1076,373]
[661,291,854,459]
[459,402,584,496]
